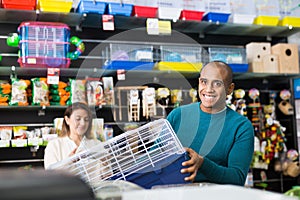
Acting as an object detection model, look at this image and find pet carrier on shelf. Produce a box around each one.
[49,119,190,191]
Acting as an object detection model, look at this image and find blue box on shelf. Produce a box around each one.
[202,12,230,23]
[107,3,133,16]
[77,0,107,14]
[229,64,249,73]
[109,152,190,189]
[103,61,154,70]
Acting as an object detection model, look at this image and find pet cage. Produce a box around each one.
[49,119,190,192]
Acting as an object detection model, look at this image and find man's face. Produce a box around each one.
[198,63,232,113]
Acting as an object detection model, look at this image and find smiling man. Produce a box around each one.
[167,61,254,186]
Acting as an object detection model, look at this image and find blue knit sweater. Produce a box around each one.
[167,102,254,185]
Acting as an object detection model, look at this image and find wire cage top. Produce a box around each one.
[49,119,190,191]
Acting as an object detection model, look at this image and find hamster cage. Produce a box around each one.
[49,119,190,192]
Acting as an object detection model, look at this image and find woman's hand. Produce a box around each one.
[69,147,78,157]
[181,147,204,182]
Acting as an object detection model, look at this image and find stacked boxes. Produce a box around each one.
[271,43,299,74]
[246,42,272,73]
[246,42,299,74]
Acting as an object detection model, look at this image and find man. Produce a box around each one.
[167,61,254,186]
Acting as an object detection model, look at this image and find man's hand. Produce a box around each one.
[181,147,204,182]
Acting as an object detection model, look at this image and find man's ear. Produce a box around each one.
[227,83,235,95]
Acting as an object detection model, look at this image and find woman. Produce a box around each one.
[44,102,100,169]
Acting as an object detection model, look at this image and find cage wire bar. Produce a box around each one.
[49,119,188,191]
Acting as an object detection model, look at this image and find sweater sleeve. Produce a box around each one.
[44,140,60,170]
[197,119,254,185]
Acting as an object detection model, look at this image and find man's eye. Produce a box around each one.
[200,79,206,85]
[213,81,223,87]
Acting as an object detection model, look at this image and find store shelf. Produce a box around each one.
[0,9,299,38]
[0,123,53,127]
[1,66,299,81]
[0,66,116,79]
[233,72,300,80]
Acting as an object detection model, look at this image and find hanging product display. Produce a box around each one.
[189,88,198,103]
[278,89,294,115]
[233,89,247,116]
[170,89,182,108]
[6,21,84,68]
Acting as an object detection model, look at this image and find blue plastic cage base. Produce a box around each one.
[228,63,248,73]
[109,152,190,189]
[103,61,154,70]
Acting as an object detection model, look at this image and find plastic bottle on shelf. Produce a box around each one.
[103,125,113,141]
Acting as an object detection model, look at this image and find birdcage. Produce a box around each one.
[49,119,190,192]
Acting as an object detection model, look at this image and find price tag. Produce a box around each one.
[146,18,159,35]
[158,20,171,35]
[47,68,60,84]
[102,15,115,31]
[117,69,125,80]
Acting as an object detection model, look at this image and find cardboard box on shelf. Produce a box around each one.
[271,43,299,74]
[246,42,271,63]
[262,54,279,73]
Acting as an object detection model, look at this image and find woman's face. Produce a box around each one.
[65,108,90,137]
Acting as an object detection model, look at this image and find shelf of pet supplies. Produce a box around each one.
[0,66,117,79]
[0,105,67,111]
[173,20,300,38]
[0,123,53,127]
[80,14,300,38]
[0,9,300,39]
[233,72,300,80]
[0,105,118,112]
[0,159,44,164]
[0,8,82,27]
